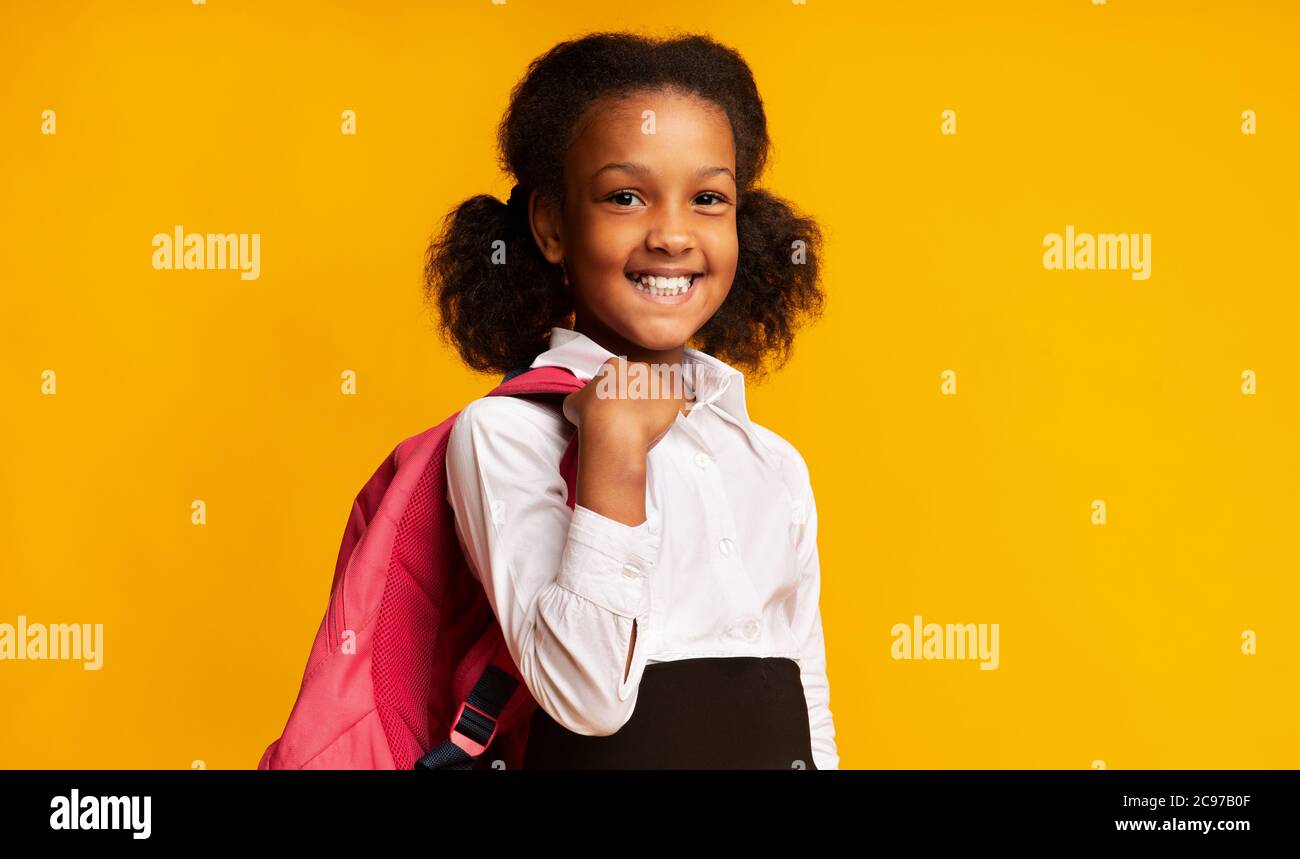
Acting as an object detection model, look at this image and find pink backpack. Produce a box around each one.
[258,365,586,770]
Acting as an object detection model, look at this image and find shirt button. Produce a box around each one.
[718,538,735,557]
[622,562,642,579]
[743,620,761,641]
[694,452,713,469]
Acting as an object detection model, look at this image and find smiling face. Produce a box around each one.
[529,87,739,361]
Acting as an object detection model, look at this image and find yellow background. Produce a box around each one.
[1,0,1296,769]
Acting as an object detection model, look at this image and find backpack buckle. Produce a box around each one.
[449,700,499,757]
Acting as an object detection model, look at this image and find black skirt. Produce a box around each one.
[521,656,815,770]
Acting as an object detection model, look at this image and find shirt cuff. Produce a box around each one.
[555,504,662,619]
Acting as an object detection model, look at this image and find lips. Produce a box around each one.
[624,267,704,279]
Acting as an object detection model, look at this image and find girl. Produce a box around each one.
[426,31,835,769]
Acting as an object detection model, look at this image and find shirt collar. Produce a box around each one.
[529,327,780,468]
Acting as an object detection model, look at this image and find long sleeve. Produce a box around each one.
[789,462,840,770]
[445,396,662,737]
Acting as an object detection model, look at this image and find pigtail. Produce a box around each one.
[423,186,572,374]
[693,188,827,381]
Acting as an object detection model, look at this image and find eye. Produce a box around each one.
[605,190,645,207]
[695,192,729,207]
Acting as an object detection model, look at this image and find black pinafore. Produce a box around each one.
[521,656,815,770]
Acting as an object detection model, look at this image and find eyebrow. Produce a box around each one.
[591,162,736,183]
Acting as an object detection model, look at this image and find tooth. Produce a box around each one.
[629,273,696,296]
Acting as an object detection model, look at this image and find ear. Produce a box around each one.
[528,190,566,268]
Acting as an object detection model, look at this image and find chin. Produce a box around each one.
[618,317,698,352]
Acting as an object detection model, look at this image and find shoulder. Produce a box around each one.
[748,421,813,498]
[448,394,571,460]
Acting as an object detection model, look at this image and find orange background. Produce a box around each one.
[1,0,1296,768]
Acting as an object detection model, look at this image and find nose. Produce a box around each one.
[645,203,695,257]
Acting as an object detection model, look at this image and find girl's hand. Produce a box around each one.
[563,356,686,450]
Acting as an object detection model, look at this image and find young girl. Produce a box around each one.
[426,31,835,769]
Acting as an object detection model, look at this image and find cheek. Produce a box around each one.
[572,271,635,317]
[707,278,734,314]
[568,220,622,270]
[707,224,739,265]
[706,238,739,286]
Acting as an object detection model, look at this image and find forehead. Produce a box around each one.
[566,89,736,179]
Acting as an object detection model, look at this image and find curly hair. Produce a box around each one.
[424,31,826,381]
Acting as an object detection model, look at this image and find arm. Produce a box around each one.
[790,464,840,770]
[445,397,660,736]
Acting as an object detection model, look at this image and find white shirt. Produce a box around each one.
[445,326,839,769]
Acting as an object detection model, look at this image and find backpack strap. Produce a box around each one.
[415,366,584,770]
[414,663,518,770]
[489,364,584,512]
